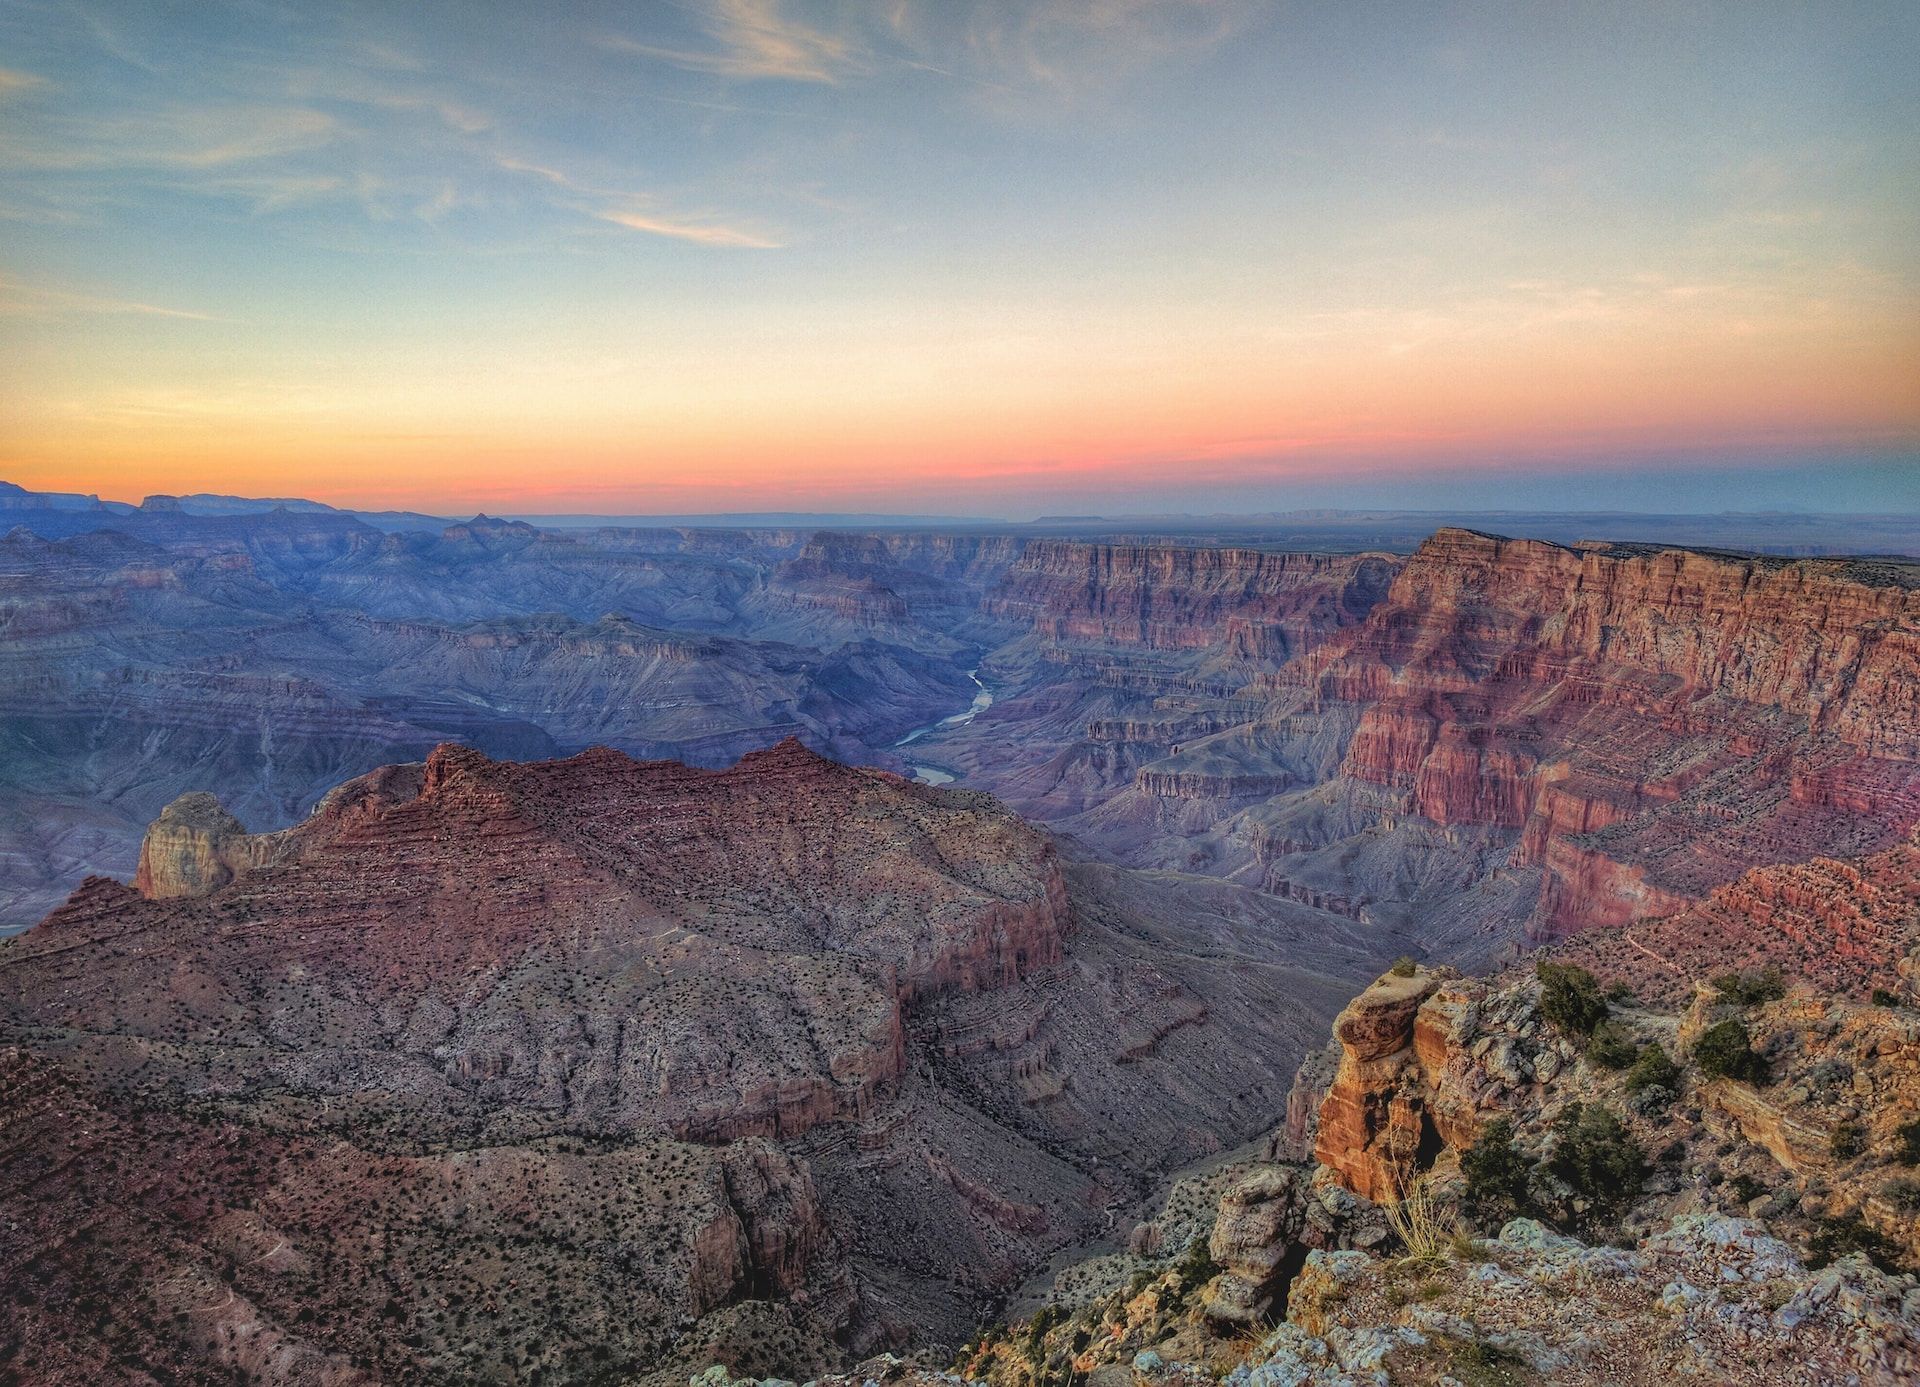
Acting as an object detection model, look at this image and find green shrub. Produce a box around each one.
[1442,1335,1530,1387]
[1807,1212,1902,1273]
[1897,1119,1920,1166]
[1831,1121,1865,1160]
[1388,956,1418,978]
[1462,1117,1531,1216]
[1884,1178,1920,1212]
[1693,1019,1769,1084]
[1712,966,1785,1007]
[1586,1020,1638,1070]
[1023,1304,1064,1362]
[1546,1103,1647,1223]
[1173,1237,1219,1295]
[1869,988,1906,1008]
[1536,961,1609,1038]
[1624,1044,1681,1095]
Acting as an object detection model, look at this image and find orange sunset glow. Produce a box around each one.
[2,2,1916,515]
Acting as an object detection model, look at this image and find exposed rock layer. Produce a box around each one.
[0,741,1369,1383]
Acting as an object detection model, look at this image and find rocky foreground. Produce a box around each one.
[750,825,1920,1387]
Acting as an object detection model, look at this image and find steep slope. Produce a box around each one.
[914,542,1401,811]
[1558,823,1920,1004]
[746,531,1027,650]
[968,825,1920,1387]
[1042,530,1919,961]
[0,741,1372,1383]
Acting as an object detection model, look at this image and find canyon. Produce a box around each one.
[0,481,1916,1383]
[5,487,1914,945]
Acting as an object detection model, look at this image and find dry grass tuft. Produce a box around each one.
[1383,1174,1450,1264]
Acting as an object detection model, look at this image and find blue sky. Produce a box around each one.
[1,1,1915,514]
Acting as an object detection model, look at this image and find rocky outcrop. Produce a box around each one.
[131,791,288,898]
[1188,1215,1920,1387]
[973,825,1920,1387]
[1313,969,1446,1201]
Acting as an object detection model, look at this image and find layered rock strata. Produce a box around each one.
[0,740,1369,1383]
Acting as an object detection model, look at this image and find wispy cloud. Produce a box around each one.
[601,0,865,83]
[0,105,337,172]
[498,156,781,248]
[593,206,781,248]
[0,275,216,320]
[965,0,1254,90]
[0,67,48,98]
[603,1,1253,99]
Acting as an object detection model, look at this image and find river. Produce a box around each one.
[892,668,991,785]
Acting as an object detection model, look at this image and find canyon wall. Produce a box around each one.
[1057,529,1919,954]
[985,540,1398,657]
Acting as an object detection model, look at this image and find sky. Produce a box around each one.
[0,0,1916,518]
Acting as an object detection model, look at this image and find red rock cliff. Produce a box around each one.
[1302,530,1920,934]
[985,540,1399,657]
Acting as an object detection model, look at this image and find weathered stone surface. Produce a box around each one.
[132,791,273,898]
[1313,969,1445,1202]
[985,541,1398,656]
[0,739,1369,1384]
[1562,824,1920,1004]
[1046,530,1919,966]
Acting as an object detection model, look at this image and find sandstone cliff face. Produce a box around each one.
[132,791,265,897]
[749,531,1029,649]
[1317,531,1920,933]
[1312,969,1454,1202]
[1093,529,1919,956]
[985,540,1398,656]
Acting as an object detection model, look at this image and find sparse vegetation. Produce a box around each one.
[1883,1178,1920,1212]
[1442,1334,1535,1387]
[1807,1212,1902,1274]
[1586,1020,1638,1070]
[1535,961,1608,1038]
[1388,956,1419,978]
[1382,1174,1448,1263]
[1173,1236,1220,1297]
[1693,1019,1769,1084]
[1023,1304,1065,1363]
[1897,1119,1920,1166]
[1545,1103,1646,1227]
[1623,1044,1680,1096]
[1712,966,1786,1007]
[1830,1121,1865,1160]
[1462,1117,1531,1217]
